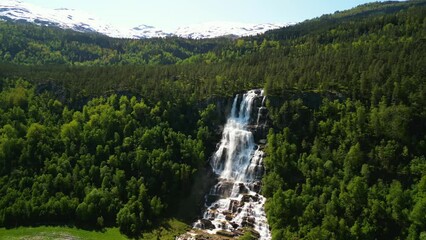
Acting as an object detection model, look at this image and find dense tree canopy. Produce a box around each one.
[0,79,217,237]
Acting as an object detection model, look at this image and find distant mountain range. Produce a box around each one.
[0,0,289,39]
[173,22,287,39]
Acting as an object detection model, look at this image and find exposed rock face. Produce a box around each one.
[192,89,271,240]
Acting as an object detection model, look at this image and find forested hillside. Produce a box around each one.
[0,21,232,65]
[0,0,425,239]
[0,78,221,236]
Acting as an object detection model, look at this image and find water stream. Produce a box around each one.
[193,89,271,239]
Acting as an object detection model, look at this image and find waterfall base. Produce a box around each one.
[193,178,270,239]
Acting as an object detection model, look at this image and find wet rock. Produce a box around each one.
[256,194,261,202]
[253,127,269,143]
[242,194,258,203]
[238,183,249,194]
[218,147,227,166]
[241,194,250,203]
[233,229,244,236]
[248,182,261,193]
[216,230,235,238]
[198,219,216,230]
[205,209,217,220]
[211,181,234,198]
[241,217,255,228]
[210,203,219,211]
[242,222,255,228]
[230,221,239,229]
[219,221,227,229]
[222,210,231,215]
[241,194,259,203]
[222,210,233,221]
[229,199,240,213]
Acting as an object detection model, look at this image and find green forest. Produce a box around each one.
[0,0,425,239]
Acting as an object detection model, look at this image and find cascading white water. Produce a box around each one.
[193,89,271,239]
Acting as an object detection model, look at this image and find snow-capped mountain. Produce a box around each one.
[128,25,172,39]
[0,0,172,38]
[0,0,122,37]
[0,0,288,39]
[174,22,287,39]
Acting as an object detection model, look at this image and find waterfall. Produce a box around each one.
[193,89,271,239]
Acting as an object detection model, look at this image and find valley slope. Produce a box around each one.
[0,1,425,239]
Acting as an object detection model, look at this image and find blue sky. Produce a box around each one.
[24,0,387,31]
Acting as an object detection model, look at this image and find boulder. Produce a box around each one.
[211,180,234,197]
[216,230,235,238]
[198,219,216,230]
[241,219,254,228]
[241,194,259,203]
[222,210,233,221]
[238,183,249,194]
[241,194,250,203]
[230,221,239,229]
[249,182,261,193]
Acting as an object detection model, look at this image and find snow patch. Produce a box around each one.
[174,21,289,39]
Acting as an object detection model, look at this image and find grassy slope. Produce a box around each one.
[0,219,189,240]
[0,227,126,240]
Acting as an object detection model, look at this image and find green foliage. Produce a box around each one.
[0,1,422,103]
[264,95,426,239]
[0,21,231,66]
[239,231,257,240]
[0,80,211,237]
[0,226,128,240]
[0,1,424,239]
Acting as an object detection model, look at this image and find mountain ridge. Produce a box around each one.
[0,0,288,39]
